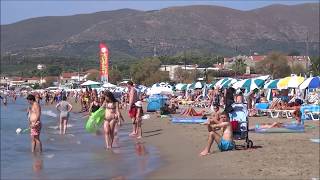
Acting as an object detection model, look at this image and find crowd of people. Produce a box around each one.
[1,79,319,156]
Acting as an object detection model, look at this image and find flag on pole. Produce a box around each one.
[99,43,109,82]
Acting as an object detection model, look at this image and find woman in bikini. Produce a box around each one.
[102,91,123,149]
[89,97,101,115]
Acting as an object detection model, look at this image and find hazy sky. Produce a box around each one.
[1,0,318,25]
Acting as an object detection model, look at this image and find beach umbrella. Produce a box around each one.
[194,81,204,89]
[147,86,173,95]
[255,75,270,81]
[278,76,305,89]
[299,76,320,89]
[81,80,101,86]
[214,78,237,88]
[207,83,214,89]
[232,78,265,91]
[102,82,116,88]
[136,85,148,93]
[264,79,280,89]
[175,83,187,91]
[186,83,193,90]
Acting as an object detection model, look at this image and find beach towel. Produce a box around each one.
[171,117,207,124]
[255,124,305,133]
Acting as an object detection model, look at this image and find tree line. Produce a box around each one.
[1,52,319,86]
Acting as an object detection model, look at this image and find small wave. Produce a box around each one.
[48,124,73,130]
[42,110,57,118]
[46,154,55,159]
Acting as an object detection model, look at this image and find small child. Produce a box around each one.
[135,101,143,139]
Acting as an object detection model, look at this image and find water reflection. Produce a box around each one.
[32,155,43,173]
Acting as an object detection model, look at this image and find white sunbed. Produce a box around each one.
[266,109,295,119]
[304,110,320,121]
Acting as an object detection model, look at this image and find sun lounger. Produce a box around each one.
[266,109,295,119]
[255,103,269,116]
[304,110,320,121]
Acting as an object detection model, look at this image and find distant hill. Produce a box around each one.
[1,3,319,74]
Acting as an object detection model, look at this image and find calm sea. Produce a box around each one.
[1,98,161,180]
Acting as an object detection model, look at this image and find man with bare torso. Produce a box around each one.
[127,81,139,136]
[27,94,42,153]
[200,111,234,156]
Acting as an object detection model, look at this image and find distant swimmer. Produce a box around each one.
[3,96,8,106]
[56,96,73,135]
[27,94,42,153]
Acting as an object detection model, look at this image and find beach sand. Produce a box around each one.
[142,112,320,179]
[69,101,319,179]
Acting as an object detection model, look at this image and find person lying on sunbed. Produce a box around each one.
[199,111,234,156]
[250,105,302,130]
[180,106,206,116]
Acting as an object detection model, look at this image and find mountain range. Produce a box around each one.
[1,3,319,63]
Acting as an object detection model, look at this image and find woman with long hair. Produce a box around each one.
[102,91,123,149]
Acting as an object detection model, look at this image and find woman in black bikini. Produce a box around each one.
[89,97,101,115]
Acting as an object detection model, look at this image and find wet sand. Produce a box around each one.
[68,100,319,179]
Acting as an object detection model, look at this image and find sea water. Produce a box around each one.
[1,98,161,179]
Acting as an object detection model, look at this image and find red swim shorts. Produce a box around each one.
[128,105,137,119]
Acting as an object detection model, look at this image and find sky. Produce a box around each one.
[1,0,318,25]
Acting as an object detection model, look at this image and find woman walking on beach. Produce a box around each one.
[102,91,123,149]
[56,96,73,134]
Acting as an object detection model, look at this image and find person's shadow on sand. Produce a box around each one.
[143,129,162,137]
[234,145,263,151]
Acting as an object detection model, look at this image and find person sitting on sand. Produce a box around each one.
[180,106,206,116]
[202,104,222,132]
[200,111,234,156]
[160,103,177,115]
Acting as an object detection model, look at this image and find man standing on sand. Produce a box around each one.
[127,81,139,136]
[199,111,234,156]
[27,94,42,153]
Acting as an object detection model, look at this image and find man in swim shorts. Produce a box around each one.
[127,81,139,136]
[200,111,234,156]
[27,94,42,153]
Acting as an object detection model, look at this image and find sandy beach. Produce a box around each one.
[69,101,319,179]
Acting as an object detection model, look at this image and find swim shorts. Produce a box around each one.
[128,105,137,119]
[218,138,234,151]
[31,122,42,136]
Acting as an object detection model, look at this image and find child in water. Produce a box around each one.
[135,101,143,139]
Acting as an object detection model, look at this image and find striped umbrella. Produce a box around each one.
[232,78,265,91]
[214,78,237,88]
[299,76,320,89]
[264,79,280,89]
[189,82,205,89]
[278,76,305,89]
[175,83,187,91]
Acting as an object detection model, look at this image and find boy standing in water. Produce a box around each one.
[27,94,42,153]
[135,101,143,139]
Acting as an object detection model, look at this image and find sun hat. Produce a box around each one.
[135,101,142,107]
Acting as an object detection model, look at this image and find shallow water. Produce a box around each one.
[1,98,161,179]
